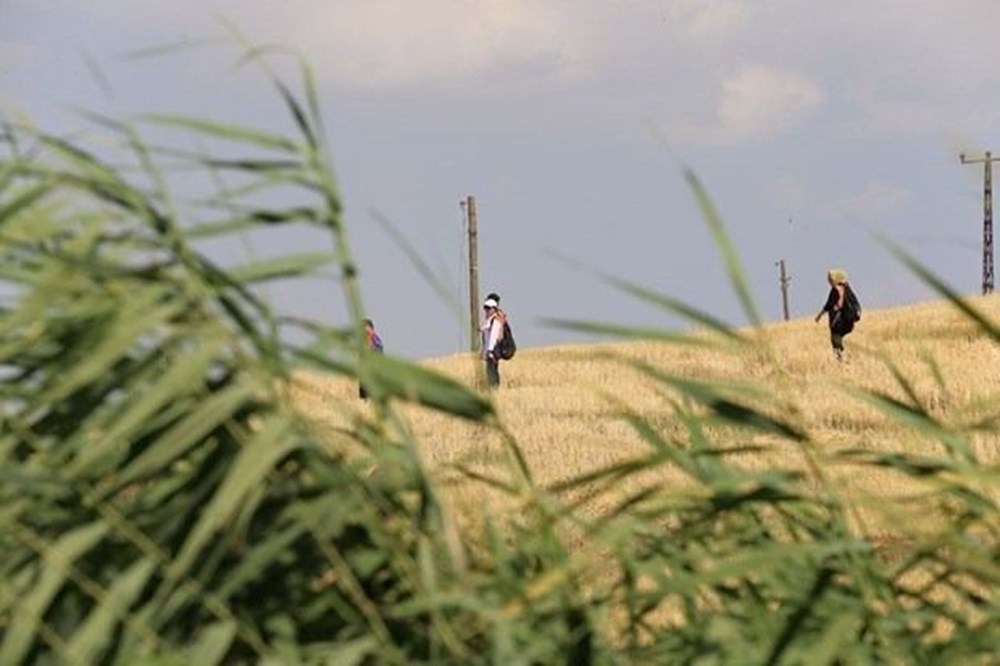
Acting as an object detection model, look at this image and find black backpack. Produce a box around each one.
[843,285,862,322]
[496,321,517,360]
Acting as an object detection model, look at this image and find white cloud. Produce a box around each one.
[718,65,824,137]
[839,181,911,223]
[294,1,586,88]
[39,0,592,90]
[680,64,825,144]
[16,0,1000,141]
[662,0,751,38]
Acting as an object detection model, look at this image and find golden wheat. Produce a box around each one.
[293,296,1000,537]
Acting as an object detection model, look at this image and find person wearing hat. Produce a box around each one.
[481,292,506,388]
[814,268,859,362]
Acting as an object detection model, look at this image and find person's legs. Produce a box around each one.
[830,330,844,361]
[485,357,500,388]
[832,316,854,362]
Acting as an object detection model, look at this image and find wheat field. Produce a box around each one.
[6,65,995,661]
[293,296,1000,542]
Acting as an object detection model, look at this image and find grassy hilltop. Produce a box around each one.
[295,296,1000,537]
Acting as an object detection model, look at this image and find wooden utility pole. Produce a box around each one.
[464,195,481,351]
[776,259,791,321]
[959,151,999,294]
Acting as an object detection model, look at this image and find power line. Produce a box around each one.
[959,150,999,295]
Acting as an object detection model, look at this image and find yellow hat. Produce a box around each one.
[827,268,848,284]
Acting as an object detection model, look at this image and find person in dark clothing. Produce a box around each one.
[814,268,857,362]
[359,318,384,399]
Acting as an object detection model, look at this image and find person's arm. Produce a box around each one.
[816,290,831,322]
[815,287,839,322]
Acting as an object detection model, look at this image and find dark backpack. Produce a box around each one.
[843,286,862,322]
[497,321,516,360]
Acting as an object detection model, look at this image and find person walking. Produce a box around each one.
[814,268,860,362]
[481,293,506,389]
[359,318,384,399]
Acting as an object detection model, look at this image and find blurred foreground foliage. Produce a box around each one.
[1,61,997,665]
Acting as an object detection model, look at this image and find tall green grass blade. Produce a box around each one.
[0,522,109,665]
[875,350,930,412]
[120,38,221,60]
[547,254,747,341]
[848,389,974,462]
[64,557,157,664]
[214,523,309,601]
[300,59,326,149]
[186,620,238,666]
[141,114,299,152]
[448,464,518,495]
[541,319,731,346]
[200,157,304,173]
[183,215,286,239]
[274,79,316,149]
[882,236,1000,344]
[804,613,859,665]
[68,334,225,477]
[164,416,298,585]
[228,251,334,284]
[303,349,494,422]
[0,183,52,224]
[114,377,259,489]
[685,169,761,326]
[371,210,464,322]
[321,635,379,666]
[631,361,807,442]
[37,290,185,406]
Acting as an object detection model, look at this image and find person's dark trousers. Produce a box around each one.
[485,357,500,388]
[830,317,852,361]
[830,332,844,360]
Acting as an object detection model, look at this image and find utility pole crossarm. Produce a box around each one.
[959,150,999,295]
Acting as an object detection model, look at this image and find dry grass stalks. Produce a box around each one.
[294,296,1000,539]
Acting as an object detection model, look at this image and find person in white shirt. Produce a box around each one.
[480,293,506,388]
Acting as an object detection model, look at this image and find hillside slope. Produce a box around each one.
[294,296,1000,533]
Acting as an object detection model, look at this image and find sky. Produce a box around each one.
[3,0,1000,359]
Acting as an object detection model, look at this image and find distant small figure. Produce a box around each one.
[359,318,384,400]
[481,292,508,389]
[814,268,861,362]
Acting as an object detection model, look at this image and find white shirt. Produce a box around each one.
[481,310,503,357]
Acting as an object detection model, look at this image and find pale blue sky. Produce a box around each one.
[3,1,999,358]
